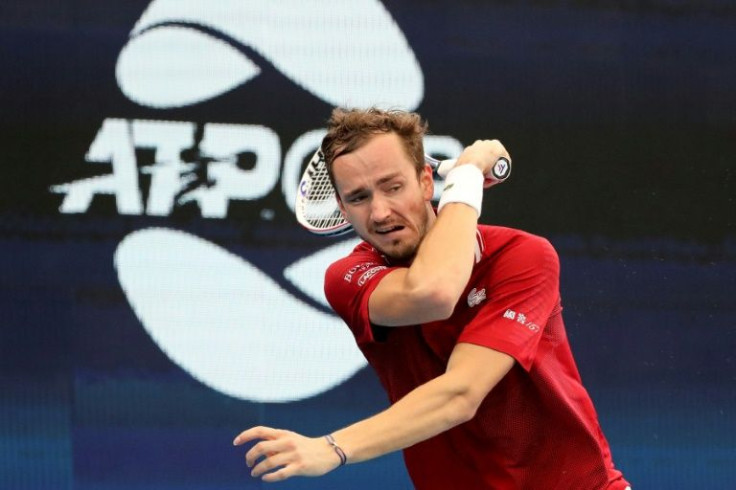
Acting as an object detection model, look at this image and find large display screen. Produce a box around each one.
[2,1,734,488]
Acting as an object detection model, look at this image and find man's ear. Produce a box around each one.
[420,164,434,201]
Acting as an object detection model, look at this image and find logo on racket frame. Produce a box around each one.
[492,158,511,180]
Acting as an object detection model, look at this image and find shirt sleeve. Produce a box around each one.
[457,234,561,370]
[324,250,395,346]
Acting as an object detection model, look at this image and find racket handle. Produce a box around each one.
[435,157,512,184]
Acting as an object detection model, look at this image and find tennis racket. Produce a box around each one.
[295,148,511,236]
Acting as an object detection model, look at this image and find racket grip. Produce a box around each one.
[436,157,511,184]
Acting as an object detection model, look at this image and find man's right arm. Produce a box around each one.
[368,139,510,327]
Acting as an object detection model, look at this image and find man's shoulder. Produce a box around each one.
[325,241,387,282]
[477,225,554,255]
[475,226,559,278]
[323,241,392,315]
[327,240,382,267]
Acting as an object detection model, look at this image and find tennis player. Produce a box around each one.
[234,108,631,489]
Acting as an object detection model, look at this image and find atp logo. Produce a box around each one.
[51,0,464,403]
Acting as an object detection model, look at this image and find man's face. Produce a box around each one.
[332,132,434,260]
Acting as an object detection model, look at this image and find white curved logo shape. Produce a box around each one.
[116,26,261,109]
[284,237,362,307]
[114,228,367,402]
[116,0,424,109]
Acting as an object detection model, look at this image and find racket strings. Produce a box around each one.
[302,162,345,229]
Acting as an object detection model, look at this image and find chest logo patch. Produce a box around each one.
[467,287,487,307]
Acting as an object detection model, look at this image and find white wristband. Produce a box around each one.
[437,164,484,217]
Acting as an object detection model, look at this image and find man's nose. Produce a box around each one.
[370,195,391,222]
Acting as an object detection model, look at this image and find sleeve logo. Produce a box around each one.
[503,309,540,333]
[467,287,487,307]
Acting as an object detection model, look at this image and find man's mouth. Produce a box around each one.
[375,225,405,235]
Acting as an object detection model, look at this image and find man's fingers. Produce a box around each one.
[261,466,294,483]
[234,431,335,481]
[245,438,296,468]
[233,425,278,446]
[250,450,292,478]
[456,139,511,178]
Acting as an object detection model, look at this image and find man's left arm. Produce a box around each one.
[233,343,514,482]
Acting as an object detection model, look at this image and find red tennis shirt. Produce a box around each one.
[324,225,630,489]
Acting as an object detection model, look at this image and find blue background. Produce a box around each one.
[1,1,735,488]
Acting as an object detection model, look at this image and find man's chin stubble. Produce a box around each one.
[377,241,418,262]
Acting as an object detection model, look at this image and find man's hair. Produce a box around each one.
[321,108,428,191]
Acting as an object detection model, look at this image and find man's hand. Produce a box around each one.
[233,426,342,482]
[454,139,511,188]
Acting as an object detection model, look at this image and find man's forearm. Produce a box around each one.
[331,369,474,464]
[368,201,480,326]
[234,344,514,481]
[369,142,509,327]
[404,202,480,310]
